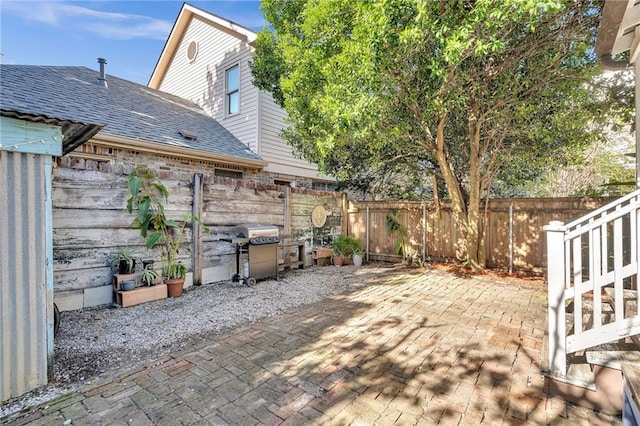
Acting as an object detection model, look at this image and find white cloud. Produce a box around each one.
[2,1,172,40]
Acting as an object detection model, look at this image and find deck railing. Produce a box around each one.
[545,189,640,377]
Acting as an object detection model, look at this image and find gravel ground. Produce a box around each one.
[1,263,399,419]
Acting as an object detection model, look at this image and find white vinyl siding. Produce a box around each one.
[157,16,258,152]
[156,13,331,181]
[259,91,321,178]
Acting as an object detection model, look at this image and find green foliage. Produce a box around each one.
[126,165,208,280]
[110,248,137,273]
[253,0,615,267]
[140,267,160,287]
[331,235,362,257]
[385,210,409,259]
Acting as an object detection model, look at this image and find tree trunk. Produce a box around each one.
[465,101,485,270]
[434,114,470,262]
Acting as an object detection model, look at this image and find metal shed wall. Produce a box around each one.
[0,150,49,401]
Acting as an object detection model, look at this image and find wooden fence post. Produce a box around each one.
[342,193,348,236]
[366,205,370,262]
[283,186,291,236]
[509,204,513,273]
[544,220,567,377]
[192,173,203,286]
[422,203,426,263]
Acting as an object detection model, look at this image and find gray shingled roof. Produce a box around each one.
[0,64,264,163]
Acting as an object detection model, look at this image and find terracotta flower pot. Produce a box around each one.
[165,278,185,298]
[332,256,344,267]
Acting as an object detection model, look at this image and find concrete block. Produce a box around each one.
[55,290,84,311]
[184,272,193,290]
[202,264,232,284]
[84,285,113,308]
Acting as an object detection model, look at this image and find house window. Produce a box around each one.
[226,65,239,115]
[215,168,243,180]
[312,181,337,192]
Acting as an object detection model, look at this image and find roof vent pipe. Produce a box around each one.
[97,58,108,88]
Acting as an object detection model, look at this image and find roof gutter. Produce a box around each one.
[93,132,267,170]
[596,0,632,71]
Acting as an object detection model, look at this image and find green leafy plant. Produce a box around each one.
[110,248,137,274]
[332,235,362,258]
[331,245,344,265]
[126,165,208,280]
[140,267,160,286]
[386,209,409,262]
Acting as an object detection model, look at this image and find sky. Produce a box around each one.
[0,1,266,85]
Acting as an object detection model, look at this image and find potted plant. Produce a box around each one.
[332,235,363,265]
[126,165,208,298]
[352,246,364,267]
[121,279,136,291]
[140,266,160,287]
[110,248,137,275]
[332,246,345,267]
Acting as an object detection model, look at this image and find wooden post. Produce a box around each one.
[544,220,567,377]
[366,205,370,262]
[342,193,348,236]
[422,203,426,263]
[284,186,291,236]
[192,173,203,286]
[283,186,291,266]
[509,204,513,274]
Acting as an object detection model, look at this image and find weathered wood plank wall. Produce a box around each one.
[52,164,342,311]
[52,154,613,311]
[348,197,614,274]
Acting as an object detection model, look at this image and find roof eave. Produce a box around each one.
[148,3,258,89]
[1,109,104,155]
[94,132,267,170]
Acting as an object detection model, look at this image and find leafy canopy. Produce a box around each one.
[252,0,611,267]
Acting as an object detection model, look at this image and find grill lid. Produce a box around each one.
[236,224,279,239]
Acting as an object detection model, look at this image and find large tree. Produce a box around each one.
[251,0,607,269]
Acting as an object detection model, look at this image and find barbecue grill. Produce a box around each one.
[229,224,280,286]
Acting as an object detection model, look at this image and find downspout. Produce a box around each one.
[598,55,636,186]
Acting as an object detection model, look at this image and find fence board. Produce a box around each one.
[348,197,615,273]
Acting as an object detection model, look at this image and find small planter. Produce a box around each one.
[121,280,136,291]
[165,278,186,298]
[353,254,363,267]
[332,256,344,267]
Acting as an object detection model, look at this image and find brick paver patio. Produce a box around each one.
[4,266,621,425]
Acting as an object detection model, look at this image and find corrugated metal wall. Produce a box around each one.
[0,150,48,401]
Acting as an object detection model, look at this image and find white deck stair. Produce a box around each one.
[544,190,640,414]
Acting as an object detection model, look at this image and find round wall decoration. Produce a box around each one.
[311,205,327,228]
[187,40,199,63]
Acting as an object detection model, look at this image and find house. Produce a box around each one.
[543,0,640,419]
[148,3,335,190]
[1,61,266,174]
[1,62,344,316]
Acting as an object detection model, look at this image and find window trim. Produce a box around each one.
[225,65,240,116]
[214,168,244,180]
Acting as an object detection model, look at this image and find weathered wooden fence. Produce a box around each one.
[53,161,343,311]
[347,198,615,274]
[52,151,620,310]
